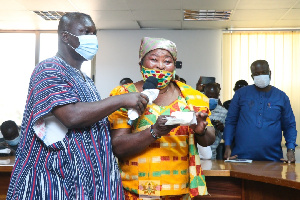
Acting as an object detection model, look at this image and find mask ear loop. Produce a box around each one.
[67,43,76,50]
[64,31,77,38]
[172,70,176,80]
[172,59,177,80]
[64,31,78,50]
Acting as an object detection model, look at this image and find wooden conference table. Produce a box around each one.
[197,159,300,200]
[0,156,15,200]
[1,157,300,199]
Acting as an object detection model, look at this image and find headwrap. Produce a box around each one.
[139,37,177,62]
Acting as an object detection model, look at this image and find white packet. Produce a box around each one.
[165,111,197,125]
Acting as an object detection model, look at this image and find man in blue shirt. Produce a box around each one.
[223,60,297,162]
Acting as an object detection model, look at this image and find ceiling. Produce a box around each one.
[1,0,300,31]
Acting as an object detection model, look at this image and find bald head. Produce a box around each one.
[58,12,94,34]
[56,12,97,64]
[250,60,269,73]
[250,60,271,79]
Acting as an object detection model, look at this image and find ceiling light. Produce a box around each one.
[184,10,232,21]
[33,11,67,21]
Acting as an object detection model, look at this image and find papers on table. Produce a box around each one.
[224,159,252,163]
[0,158,11,165]
[0,148,11,155]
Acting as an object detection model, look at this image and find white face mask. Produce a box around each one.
[66,31,98,60]
[253,75,270,88]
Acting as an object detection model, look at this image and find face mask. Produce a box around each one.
[6,135,20,147]
[253,75,270,88]
[66,31,98,60]
[209,98,218,110]
[141,66,173,89]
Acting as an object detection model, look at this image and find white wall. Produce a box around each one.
[95,30,222,98]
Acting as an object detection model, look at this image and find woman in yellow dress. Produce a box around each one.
[109,37,215,200]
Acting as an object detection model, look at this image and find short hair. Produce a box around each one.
[234,80,248,91]
[250,60,269,71]
[120,78,133,85]
[204,82,220,93]
[58,12,94,34]
[0,120,18,139]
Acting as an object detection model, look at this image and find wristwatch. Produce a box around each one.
[150,125,161,139]
[287,148,295,153]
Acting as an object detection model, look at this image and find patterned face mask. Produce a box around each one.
[141,66,173,89]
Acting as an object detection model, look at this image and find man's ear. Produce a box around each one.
[251,75,254,80]
[61,32,69,43]
[269,70,272,80]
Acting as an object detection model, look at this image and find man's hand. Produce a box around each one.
[224,145,238,160]
[280,149,296,164]
[214,120,224,131]
[123,92,149,115]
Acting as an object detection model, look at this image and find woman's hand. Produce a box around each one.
[190,112,209,135]
[152,115,179,138]
[191,111,215,147]
[110,115,178,159]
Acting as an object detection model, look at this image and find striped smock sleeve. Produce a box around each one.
[28,60,81,129]
[108,84,134,129]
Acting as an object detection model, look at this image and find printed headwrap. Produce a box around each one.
[139,37,177,62]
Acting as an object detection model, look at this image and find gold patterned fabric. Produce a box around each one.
[109,81,211,198]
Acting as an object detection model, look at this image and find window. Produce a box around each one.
[0,32,93,127]
[0,33,36,125]
[39,33,58,62]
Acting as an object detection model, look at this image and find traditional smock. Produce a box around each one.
[6,57,123,200]
[109,81,211,199]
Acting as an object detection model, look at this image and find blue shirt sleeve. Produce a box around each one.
[223,91,240,146]
[281,94,298,149]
